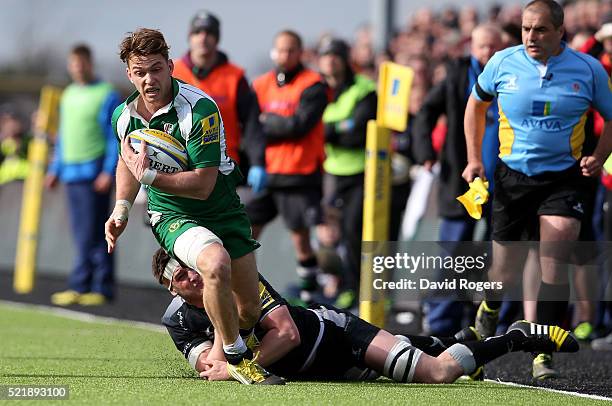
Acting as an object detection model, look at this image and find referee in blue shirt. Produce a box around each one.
[463,0,612,379]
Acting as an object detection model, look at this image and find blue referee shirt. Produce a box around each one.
[472,43,612,176]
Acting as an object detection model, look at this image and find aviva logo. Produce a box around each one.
[532,100,551,116]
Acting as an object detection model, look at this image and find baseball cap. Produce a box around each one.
[190,10,220,38]
[595,22,612,42]
[318,38,350,61]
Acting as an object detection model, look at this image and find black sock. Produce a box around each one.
[239,327,254,339]
[536,282,569,325]
[298,257,318,268]
[483,283,505,309]
[483,299,502,311]
[404,335,456,356]
[224,348,254,365]
[298,257,319,291]
[463,330,525,366]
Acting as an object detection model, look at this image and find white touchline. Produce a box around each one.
[0,300,166,333]
[486,379,612,402]
[3,300,610,400]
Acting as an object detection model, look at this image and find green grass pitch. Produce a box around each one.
[0,303,607,405]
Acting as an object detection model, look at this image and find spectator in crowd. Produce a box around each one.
[562,23,608,342]
[318,37,377,308]
[172,10,267,194]
[351,25,377,80]
[411,24,503,336]
[459,6,480,40]
[501,23,523,47]
[45,44,120,306]
[247,30,329,303]
[593,19,612,347]
[570,17,612,342]
[389,53,431,244]
[0,107,30,185]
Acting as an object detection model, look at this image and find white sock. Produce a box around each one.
[223,335,248,356]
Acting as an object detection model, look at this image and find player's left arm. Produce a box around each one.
[581,63,612,176]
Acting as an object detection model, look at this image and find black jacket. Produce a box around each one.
[412,56,473,219]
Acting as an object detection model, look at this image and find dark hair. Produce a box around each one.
[152,248,171,286]
[318,37,351,61]
[71,43,92,60]
[275,29,303,49]
[525,0,564,28]
[119,28,170,64]
[502,23,522,45]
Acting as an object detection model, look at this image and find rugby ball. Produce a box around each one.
[126,128,188,174]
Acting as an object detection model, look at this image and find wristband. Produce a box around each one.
[140,168,157,185]
[112,200,132,222]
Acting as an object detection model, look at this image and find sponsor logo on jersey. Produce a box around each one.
[182,341,192,356]
[532,100,551,116]
[506,74,519,90]
[177,311,186,330]
[521,118,562,130]
[163,122,175,134]
[572,83,580,92]
[168,219,190,233]
[525,100,561,130]
[148,210,162,227]
[150,159,181,174]
[201,112,220,145]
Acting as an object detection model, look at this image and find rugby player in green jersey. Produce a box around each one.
[103,28,283,385]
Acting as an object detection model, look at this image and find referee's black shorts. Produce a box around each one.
[492,161,589,242]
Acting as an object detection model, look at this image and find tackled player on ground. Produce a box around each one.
[152,248,579,384]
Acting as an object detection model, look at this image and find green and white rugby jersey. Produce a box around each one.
[111,78,239,224]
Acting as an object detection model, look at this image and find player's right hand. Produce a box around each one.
[580,155,603,177]
[104,215,128,253]
[462,161,486,183]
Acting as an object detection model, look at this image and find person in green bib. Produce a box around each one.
[104,28,283,385]
[318,38,377,308]
[45,44,121,306]
[0,108,30,185]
